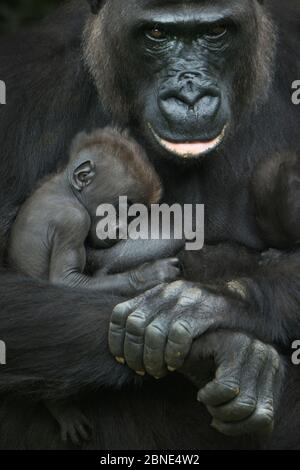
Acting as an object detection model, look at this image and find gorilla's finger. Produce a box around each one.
[206,340,268,422]
[124,307,159,372]
[109,297,142,359]
[210,348,281,437]
[197,336,251,406]
[165,319,194,371]
[211,410,274,437]
[198,380,240,407]
[164,288,211,371]
[143,317,172,378]
[124,283,183,374]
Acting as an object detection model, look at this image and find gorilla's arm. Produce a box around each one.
[109,250,300,370]
[0,271,135,400]
[108,252,297,436]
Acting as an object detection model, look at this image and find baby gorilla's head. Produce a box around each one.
[68,127,162,206]
[67,127,162,247]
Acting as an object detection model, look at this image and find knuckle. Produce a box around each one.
[177,291,198,308]
[163,280,186,297]
[217,379,240,395]
[146,323,165,345]
[112,303,129,323]
[252,340,268,363]
[126,311,146,335]
[256,408,274,427]
[235,397,256,412]
[169,320,192,344]
[268,347,281,372]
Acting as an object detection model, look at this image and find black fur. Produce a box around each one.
[0,0,299,449]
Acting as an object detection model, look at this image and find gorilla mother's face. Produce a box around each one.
[85,0,275,161]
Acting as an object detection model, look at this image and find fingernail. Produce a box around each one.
[136,370,145,376]
[116,356,125,365]
[167,366,176,372]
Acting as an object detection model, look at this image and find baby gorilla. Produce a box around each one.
[8,127,180,446]
[9,127,180,294]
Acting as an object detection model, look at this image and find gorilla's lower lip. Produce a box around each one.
[149,125,227,158]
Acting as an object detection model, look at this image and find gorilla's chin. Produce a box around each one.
[148,124,227,159]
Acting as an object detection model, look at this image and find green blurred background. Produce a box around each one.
[0,0,62,34]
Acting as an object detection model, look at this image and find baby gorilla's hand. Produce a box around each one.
[128,258,181,294]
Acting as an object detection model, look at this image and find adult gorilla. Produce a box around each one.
[0,0,299,450]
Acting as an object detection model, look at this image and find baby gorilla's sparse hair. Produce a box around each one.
[69,127,162,205]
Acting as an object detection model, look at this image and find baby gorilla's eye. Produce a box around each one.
[204,24,228,39]
[146,26,167,41]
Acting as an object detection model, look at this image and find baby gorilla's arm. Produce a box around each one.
[50,214,181,296]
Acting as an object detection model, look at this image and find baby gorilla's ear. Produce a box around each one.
[72,160,96,191]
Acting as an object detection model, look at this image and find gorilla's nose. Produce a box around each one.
[159,73,221,122]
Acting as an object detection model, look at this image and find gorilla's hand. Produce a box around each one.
[109,281,284,437]
[182,330,284,437]
[108,280,230,376]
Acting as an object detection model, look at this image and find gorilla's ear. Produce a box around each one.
[87,0,106,14]
[72,160,96,191]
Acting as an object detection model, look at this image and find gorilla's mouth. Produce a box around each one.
[149,125,227,158]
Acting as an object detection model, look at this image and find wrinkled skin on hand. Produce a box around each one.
[109,281,284,437]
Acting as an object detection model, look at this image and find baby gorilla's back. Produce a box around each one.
[8,177,71,280]
[8,192,51,280]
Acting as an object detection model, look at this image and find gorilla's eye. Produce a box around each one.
[204,24,228,39]
[146,26,167,41]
